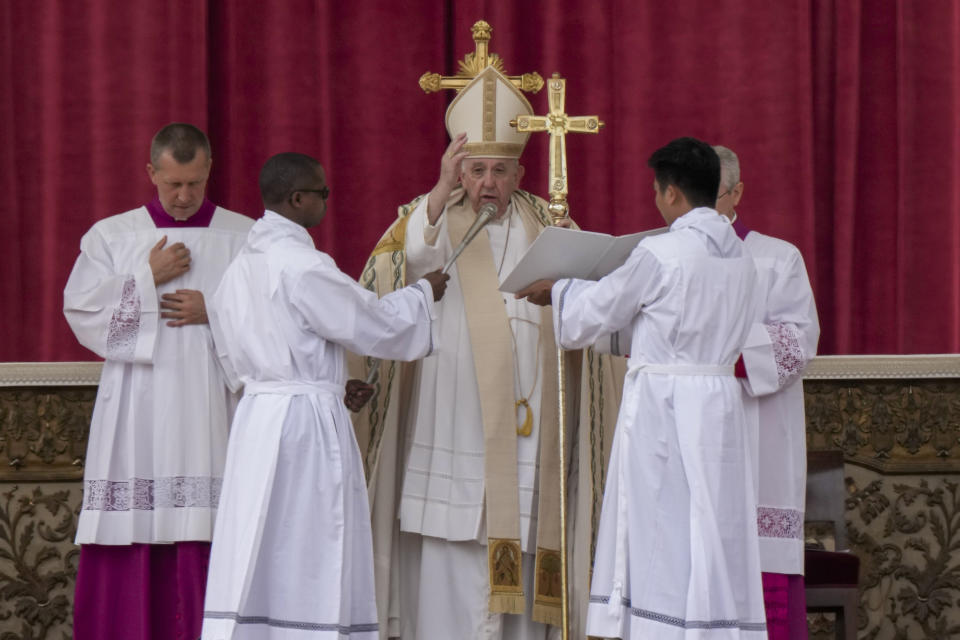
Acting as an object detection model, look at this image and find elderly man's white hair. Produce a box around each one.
[713,145,741,189]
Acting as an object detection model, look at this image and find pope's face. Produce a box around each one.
[147,149,211,220]
[460,158,524,218]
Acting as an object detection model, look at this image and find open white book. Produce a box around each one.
[499,225,667,294]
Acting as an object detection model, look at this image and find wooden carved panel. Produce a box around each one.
[0,482,81,639]
[804,379,960,474]
[0,389,94,482]
[844,467,960,639]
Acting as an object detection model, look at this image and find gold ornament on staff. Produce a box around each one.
[510,72,604,640]
[419,20,545,95]
[510,73,604,222]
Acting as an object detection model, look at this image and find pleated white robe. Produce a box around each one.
[63,206,252,545]
[201,211,436,640]
[399,197,543,550]
[394,198,548,639]
[556,208,768,640]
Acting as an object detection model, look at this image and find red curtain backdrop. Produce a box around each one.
[2,0,959,361]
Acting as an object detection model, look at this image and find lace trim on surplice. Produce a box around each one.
[765,323,805,388]
[756,505,803,540]
[105,277,141,360]
[82,476,223,511]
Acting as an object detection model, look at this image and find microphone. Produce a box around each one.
[362,203,498,388]
[442,202,498,274]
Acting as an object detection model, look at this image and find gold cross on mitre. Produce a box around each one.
[510,73,604,222]
[419,20,544,95]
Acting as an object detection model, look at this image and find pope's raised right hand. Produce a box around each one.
[437,133,470,192]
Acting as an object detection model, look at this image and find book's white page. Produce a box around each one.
[588,228,667,278]
[499,226,666,293]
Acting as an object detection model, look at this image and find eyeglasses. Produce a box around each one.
[717,189,731,199]
[294,186,330,201]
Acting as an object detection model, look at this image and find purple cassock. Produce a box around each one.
[71,197,245,640]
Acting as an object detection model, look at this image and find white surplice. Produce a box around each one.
[736,226,820,574]
[395,197,547,640]
[63,206,253,545]
[558,208,768,640]
[201,211,436,640]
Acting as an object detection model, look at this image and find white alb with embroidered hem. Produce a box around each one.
[63,206,252,545]
[554,207,768,639]
[201,211,436,640]
[738,229,820,575]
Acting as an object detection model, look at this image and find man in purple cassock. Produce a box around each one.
[64,123,253,640]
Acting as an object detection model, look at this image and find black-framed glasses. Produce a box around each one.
[294,186,330,201]
[717,189,731,199]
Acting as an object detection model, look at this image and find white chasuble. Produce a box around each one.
[63,206,252,545]
[558,208,769,640]
[736,225,820,575]
[201,211,436,640]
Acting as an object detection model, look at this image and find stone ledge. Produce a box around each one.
[804,354,960,379]
[0,362,102,386]
[5,356,960,387]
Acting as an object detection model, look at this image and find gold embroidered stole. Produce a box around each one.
[447,199,525,614]
[531,303,564,627]
[445,194,563,622]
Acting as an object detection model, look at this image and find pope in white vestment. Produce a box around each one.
[202,152,443,640]
[356,182,622,640]
[353,64,595,640]
[396,189,551,636]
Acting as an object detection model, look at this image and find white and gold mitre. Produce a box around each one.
[445,66,534,159]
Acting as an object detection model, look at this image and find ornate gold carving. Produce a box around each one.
[0,387,95,481]
[0,483,82,639]
[459,52,506,78]
[804,379,960,474]
[842,468,960,639]
[519,73,545,93]
[509,73,604,224]
[418,20,543,95]
[418,72,441,93]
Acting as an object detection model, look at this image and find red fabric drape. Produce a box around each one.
[2,0,959,361]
